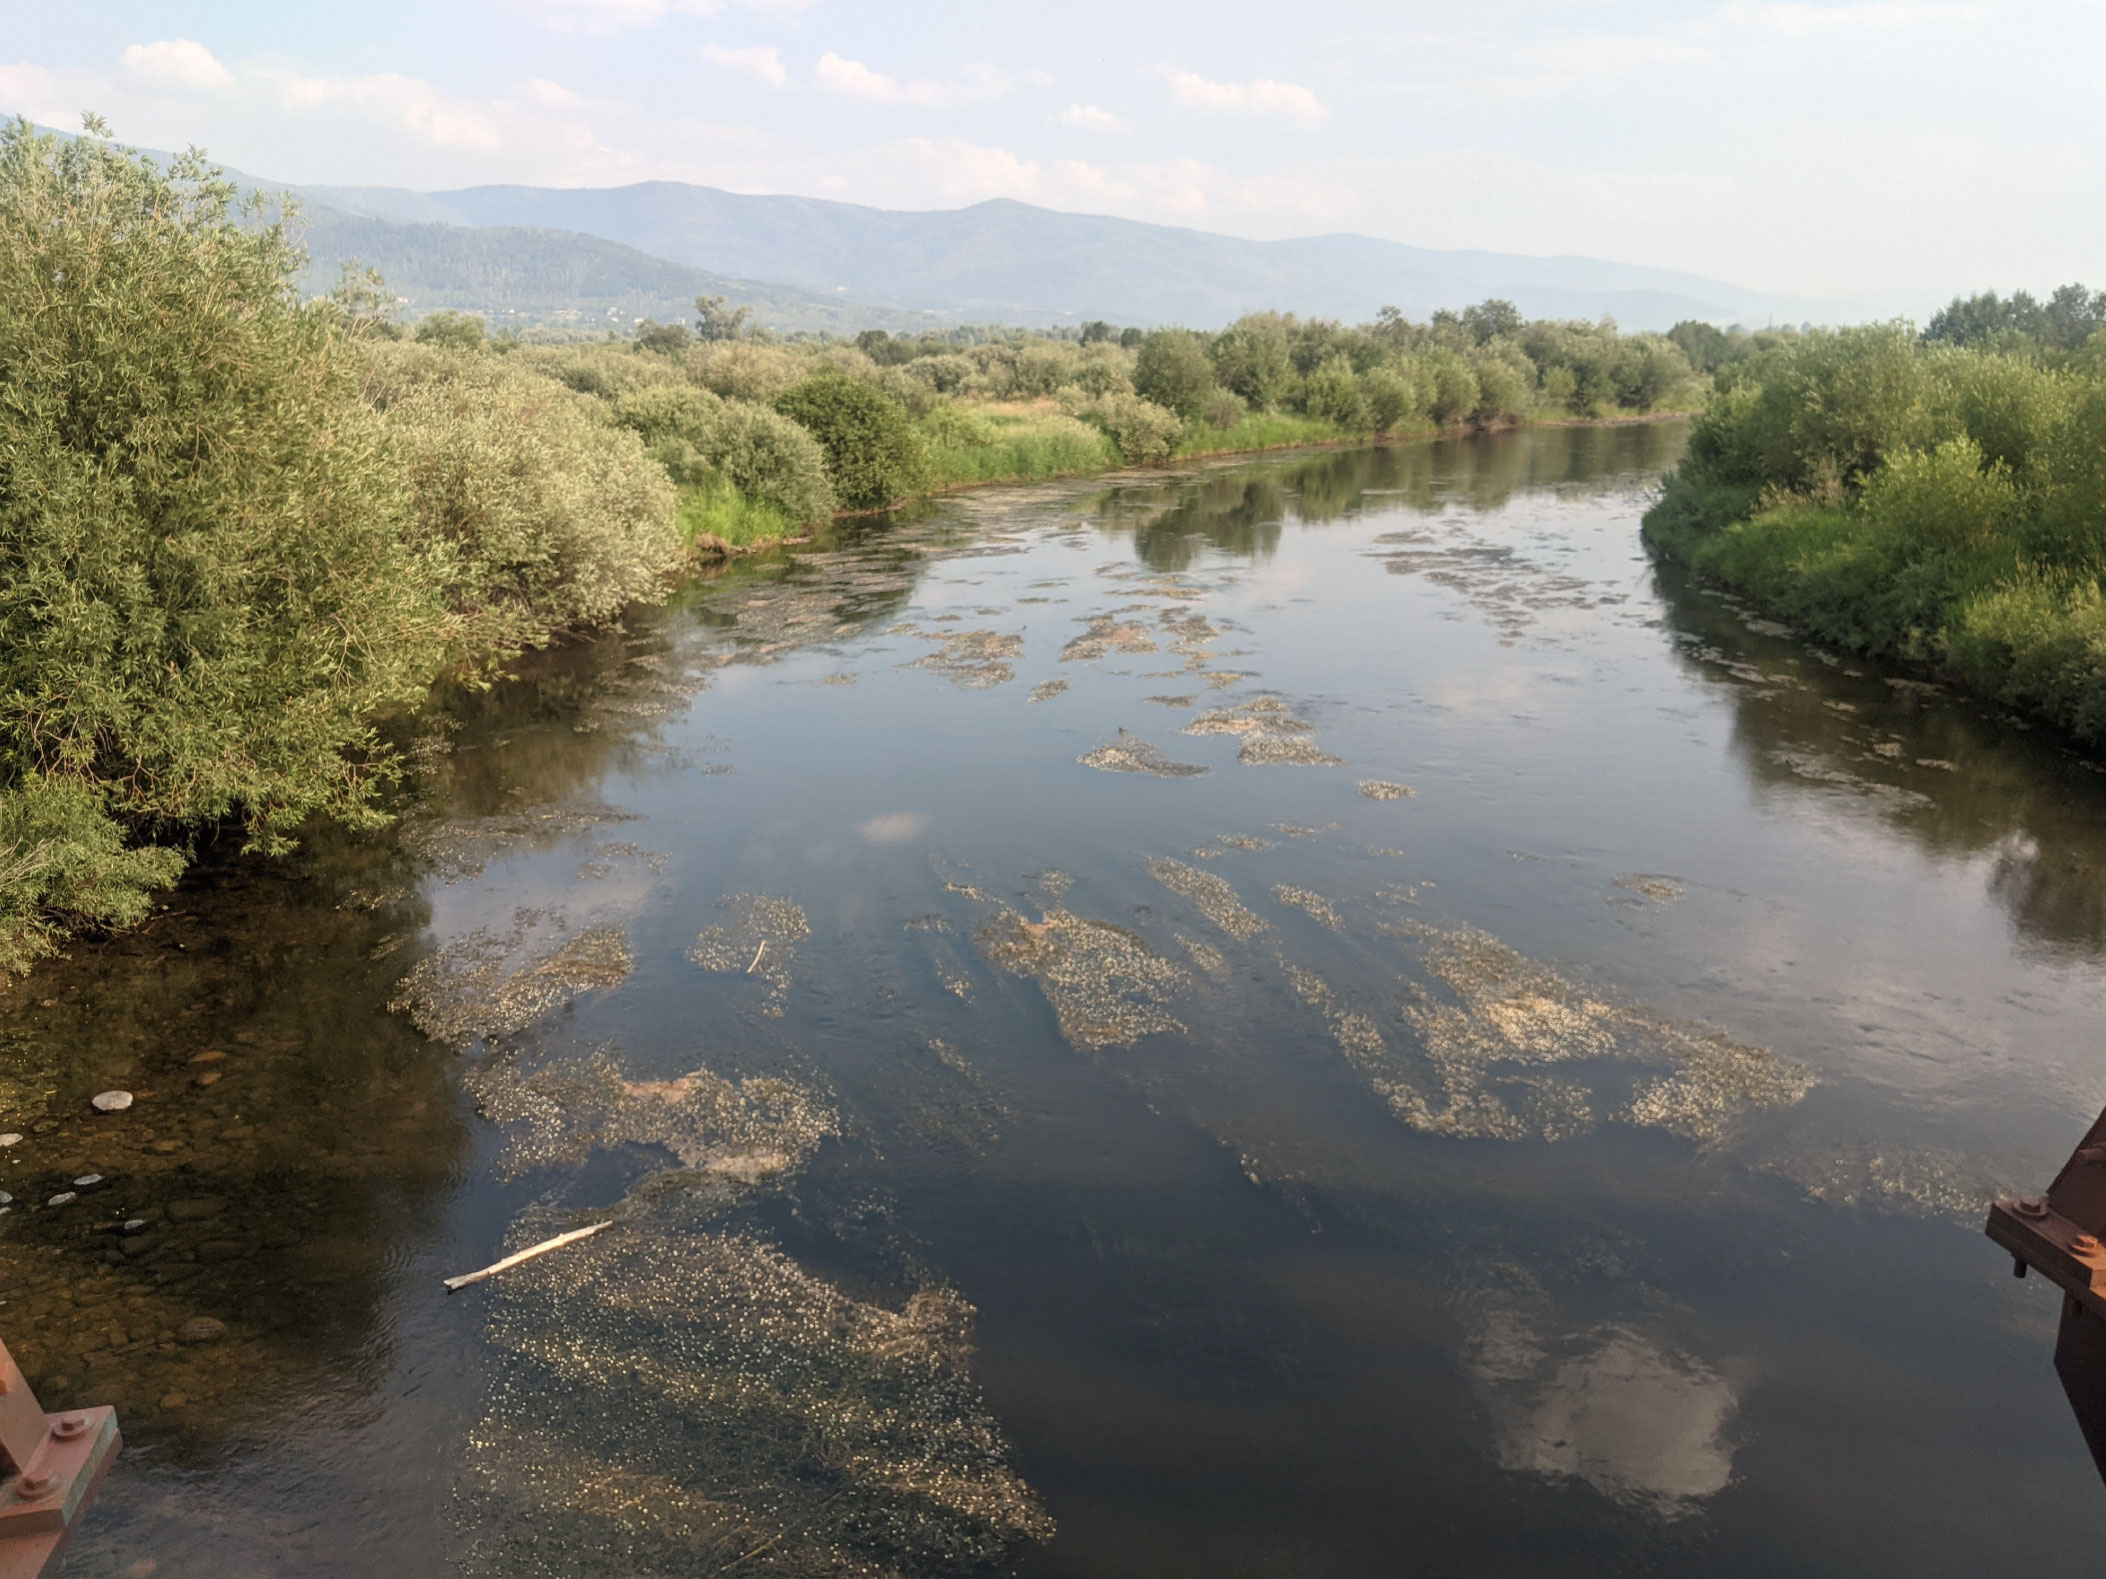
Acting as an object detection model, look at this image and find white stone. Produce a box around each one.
[91,1090,133,1113]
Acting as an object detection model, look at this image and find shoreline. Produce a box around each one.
[693,407,1700,562]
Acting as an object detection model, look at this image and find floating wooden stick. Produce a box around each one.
[443,1220,613,1293]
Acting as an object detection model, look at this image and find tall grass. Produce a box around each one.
[1173,413,1349,456]
[918,408,1118,488]
[676,479,804,550]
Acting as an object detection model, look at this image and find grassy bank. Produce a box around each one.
[1643,309,2106,742]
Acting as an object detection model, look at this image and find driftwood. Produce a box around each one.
[443,1220,614,1293]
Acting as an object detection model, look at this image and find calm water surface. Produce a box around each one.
[8,424,2106,1576]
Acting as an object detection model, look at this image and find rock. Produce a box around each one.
[150,1139,184,1154]
[188,1051,227,1064]
[193,1072,222,1088]
[166,1197,225,1223]
[0,1133,20,1147]
[120,1238,157,1260]
[158,1392,189,1410]
[196,1240,247,1262]
[0,1192,11,1205]
[46,1192,77,1208]
[122,1218,148,1234]
[72,1174,105,1191]
[91,1091,134,1113]
[176,1318,226,1344]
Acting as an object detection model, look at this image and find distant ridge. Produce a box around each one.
[296,179,1857,332]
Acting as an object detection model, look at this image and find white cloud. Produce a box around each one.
[816,53,1014,108]
[1057,103,1128,134]
[251,67,504,151]
[857,812,929,845]
[1153,67,1330,125]
[120,39,234,94]
[699,44,787,86]
[521,77,585,108]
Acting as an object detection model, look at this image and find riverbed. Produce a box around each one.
[7,423,2106,1576]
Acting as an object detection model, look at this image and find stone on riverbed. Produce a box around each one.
[91,1091,133,1113]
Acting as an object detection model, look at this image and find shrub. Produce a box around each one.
[0,122,447,888]
[1133,329,1218,421]
[1421,348,1481,425]
[1086,392,1183,464]
[774,373,926,509]
[1201,388,1247,431]
[415,310,486,351]
[612,385,834,525]
[1361,368,1417,433]
[0,776,188,975]
[377,348,682,659]
[1301,355,1369,429]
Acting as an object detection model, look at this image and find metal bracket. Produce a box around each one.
[0,1338,122,1579]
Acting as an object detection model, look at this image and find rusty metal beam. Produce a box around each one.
[0,1338,121,1579]
[1987,1104,2106,1489]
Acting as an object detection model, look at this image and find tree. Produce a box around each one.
[774,373,925,509]
[1133,329,1217,421]
[0,118,449,960]
[636,318,691,354]
[695,293,753,343]
[415,309,486,350]
[1462,298,1522,345]
[1667,319,1732,375]
[1079,320,1115,345]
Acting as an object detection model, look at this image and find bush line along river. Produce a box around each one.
[4,425,2106,1577]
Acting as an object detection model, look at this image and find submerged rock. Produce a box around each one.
[90,1091,133,1113]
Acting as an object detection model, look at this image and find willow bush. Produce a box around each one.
[0,120,453,966]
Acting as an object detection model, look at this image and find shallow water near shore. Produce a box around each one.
[8,422,2106,1577]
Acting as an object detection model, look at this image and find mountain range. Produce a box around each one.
[264,170,1857,335]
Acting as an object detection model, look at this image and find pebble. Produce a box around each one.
[73,1174,105,1190]
[188,1051,227,1065]
[91,1091,134,1113]
[177,1318,226,1344]
[193,1072,222,1088]
[0,1133,20,1147]
[122,1218,148,1234]
[46,1192,77,1208]
[0,1192,10,1205]
[167,1197,225,1223]
[158,1392,188,1410]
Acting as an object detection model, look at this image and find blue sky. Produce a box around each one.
[2,1,2099,307]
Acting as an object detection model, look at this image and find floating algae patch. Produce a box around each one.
[401,804,642,885]
[1177,935,1228,979]
[1078,730,1208,778]
[1147,858,1268,941]
[452,1204,1053,1579]
[1371,927,1812,1144]
[1752,1130,2003,1224]
[908,629,1024,690]
[1284,965,1387,1060]
[463,1046,838,1180]
[1144,694,1197,708]
[688,894,812,1017]
[1028,678,1069,703]
[1061,614,1158,663]
[1613,874,1685,903]
[976,908,1186,1050]
[1185,696,1342,767]
[1271,884,1344,932]
[1360,781,1414,801]
[391,914,633,1046]
[1216,834,1273,852]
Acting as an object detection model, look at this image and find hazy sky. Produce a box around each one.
[2,2,2099,308]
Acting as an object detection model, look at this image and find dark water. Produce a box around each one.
[8,424,2106,1577]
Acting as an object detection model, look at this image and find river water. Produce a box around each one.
[7,424,2106,1577]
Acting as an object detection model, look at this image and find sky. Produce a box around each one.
[1,1,2100,310]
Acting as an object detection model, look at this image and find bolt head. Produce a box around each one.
[13,1469,58,1500]
[2015,1197,2050,1218]
[51,1412,88,1439]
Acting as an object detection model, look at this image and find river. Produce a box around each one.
[6,422,2106,1577]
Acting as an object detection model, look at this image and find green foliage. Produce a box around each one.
[774,373,925,510]
[675,478,801,550]
[1361,368,1417,434]
[1209,315,1297,411]
[1133,330,1217,421]
[1421,348,1482,426]
[612,383,834,525]
[916,409,1117,487]
[694,294,753,343]
[0,120,448,874]
[0,775,187,974]
[415,310,486,350]
[371,346,682,660]
[1085,392,1184,464]
[1300,355,1370,430]
[1646,317,2106,743]
[636,318,691,355]
[1925,283,2105,355]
